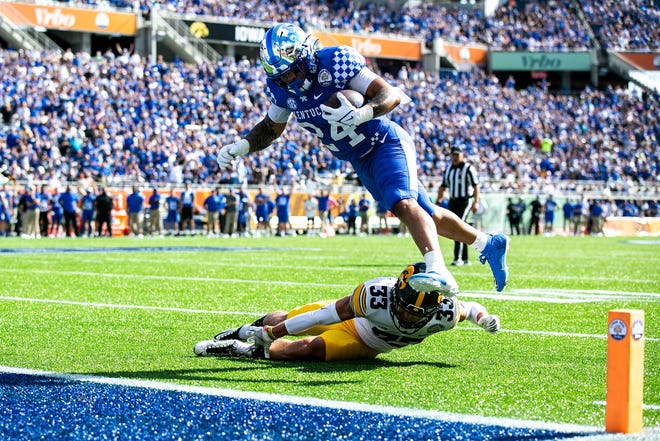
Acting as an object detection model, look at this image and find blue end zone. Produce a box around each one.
[0,246,282,254]
[0,371,598,440]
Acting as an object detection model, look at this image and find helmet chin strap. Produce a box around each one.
[286,67,313,95]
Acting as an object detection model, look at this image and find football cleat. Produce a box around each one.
[408,271,458,297]
[214,328,240,341]
[213,316,266,341]
[194,339,265,358]
[477,314,500,333]
[479,234,510,292]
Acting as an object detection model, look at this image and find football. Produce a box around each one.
[323,90,365,108]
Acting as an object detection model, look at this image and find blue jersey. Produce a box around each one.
[126,192,145,214]
[204,195,220,213]
[81,194,96,221]
[255,193,271,220]
[265,46,398,163]
[59,192,78,213]
[81,194,96,213]
[544,199,557,222]
[265,45,433,215]
[38,192,51,212]
[149,193,161,209]
[316,195,329,212]
[276,193,290,222]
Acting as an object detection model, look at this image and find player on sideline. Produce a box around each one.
[216,23,509,294]
[194,262,500,361]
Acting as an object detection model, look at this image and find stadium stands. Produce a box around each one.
[125,0,651,52]
[0,47,657,196]
[0,0,658,239]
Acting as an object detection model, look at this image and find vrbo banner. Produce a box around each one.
[312,31,422,61]
[490,51,591,71]
[0,2,137,35]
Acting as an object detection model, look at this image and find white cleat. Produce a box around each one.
[194,339,235,357]
[408,271,459,296]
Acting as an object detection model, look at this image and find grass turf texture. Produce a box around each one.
[0,234,657,428]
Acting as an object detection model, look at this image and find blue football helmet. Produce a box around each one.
[390,262,443,334]
[260,23,319,96]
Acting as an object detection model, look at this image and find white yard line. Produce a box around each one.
[593,401,660,411]
[0,365,599,434]
[0,296,259,316]
[0,295,658,342]
[2,268,660,302]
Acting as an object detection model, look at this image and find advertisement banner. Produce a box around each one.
[437,41,488,66]
[181,20,268,44]
[0,2,137,35]
[177,22,422,59]
[312,31,422,60]
[611,52,660,71]
[490,51,591,71]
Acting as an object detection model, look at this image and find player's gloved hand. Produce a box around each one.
[477,314,500,333]
[217,139,249,169]
[245,325,276,349]
[320,93,373,128]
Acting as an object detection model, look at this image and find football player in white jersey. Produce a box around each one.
[194,262,500,361]
[216,23,509,293]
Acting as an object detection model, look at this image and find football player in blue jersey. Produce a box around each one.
[194,262,499,361]
[216,23,509,293]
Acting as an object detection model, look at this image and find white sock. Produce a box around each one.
[470,232,488,252]
[423,250,446,273]
[423,250,459,294]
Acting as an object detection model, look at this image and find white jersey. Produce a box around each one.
[349,277,460,352]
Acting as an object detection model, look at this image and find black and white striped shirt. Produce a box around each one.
[441,163,478,199]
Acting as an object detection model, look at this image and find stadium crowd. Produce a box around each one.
[132,0,656,51]
[1,48,657,195]
[1,0,658,239]
[64,0,657,51]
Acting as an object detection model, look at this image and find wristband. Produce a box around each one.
[354,105,374,126]
[233,139,250,156]
[265,325,276,340]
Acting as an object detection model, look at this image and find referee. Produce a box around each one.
[437,145,480,266]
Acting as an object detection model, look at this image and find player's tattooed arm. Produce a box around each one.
[364,77,402,117]
[245,116,287,152]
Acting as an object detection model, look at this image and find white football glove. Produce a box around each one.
[477,314,500,333]
[217,139,249,169]
[320,93,373,128]
[245,325,276,350]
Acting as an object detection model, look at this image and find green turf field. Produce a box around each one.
[0,234,657,429]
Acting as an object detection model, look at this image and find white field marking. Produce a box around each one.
[520,288,660,299]
[0,365,599,434]
[511,274,658,283]
[1,295,658,342]
[458,326,660,342]
[593,401,660,411]
[0,296,259,316]
[2,267,660,302]
[0,268,345,287]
